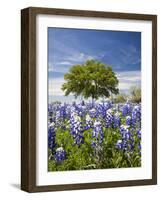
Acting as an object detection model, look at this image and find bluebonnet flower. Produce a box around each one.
[70,112,83,145]
[54,147,66,162]
[92,120,104,144]
[120,125,131,140]
[95,104,104,118]
[113,112,121,128]
[137,129,141,139]
[122,103,132,116]
[116,125,134,151]
[126,116,131,126]
[66,105,72,119]
[89,108,97,118]
[70,106,77,115]
[48,122,56,153]
[54,110,63,127]
[85,114,93,130]
[72,104,82,116]
[48,104,55,123]
[95,102,112,119]
[116,140,123,150]
[48,104,53,118]
[132,105,141,127]
[86,102,93,111]
[91,141,97,148]
[105,109,113,128]
[103,101,113,110]
[59,105,67,119]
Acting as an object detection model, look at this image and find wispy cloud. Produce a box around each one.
[49,52,97,74]
[66,52,94,63]
[100,44,141,71]
[58,61,73,65]
[117,70,141,91]
[49,78,65,96]
[48,63,69,73]
[55,52,95,66]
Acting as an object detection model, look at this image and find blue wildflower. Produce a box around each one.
[70,112,83,145]
[105,109,113,128]
[89,108,96,118]
[91,141,97,148]
[137,129,141,139]
[122,103,132,116]
[92,120,104,144]
[116,140,123,150]
[85,114,93,130]
[113,112,121,128]
[126,116,131,126]
[48,122,56,153]
[54,147,66,162]
[117,125,134,151]
[132,105,141,127]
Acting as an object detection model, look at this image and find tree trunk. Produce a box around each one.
[92,94,95,107]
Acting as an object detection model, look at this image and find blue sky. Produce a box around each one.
[48,28,141,101]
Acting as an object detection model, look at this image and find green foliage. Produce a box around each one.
[62,60,119,99]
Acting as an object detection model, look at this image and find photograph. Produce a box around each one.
[21,7,157,192]
[47,28,141,171]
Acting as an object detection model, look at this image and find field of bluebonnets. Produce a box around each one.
[48,100,141,171]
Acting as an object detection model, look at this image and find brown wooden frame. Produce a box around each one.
[21,7,157,192]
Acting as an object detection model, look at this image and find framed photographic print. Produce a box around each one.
[21,7,157,192]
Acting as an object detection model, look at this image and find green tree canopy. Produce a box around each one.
[62,60,119,100]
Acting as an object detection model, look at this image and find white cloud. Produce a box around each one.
[49,78,65,96]
[48,63,69,73]
[64,52,95,63]
[116,70,141,91]
[49,52,96,74]
[58,61,73,65]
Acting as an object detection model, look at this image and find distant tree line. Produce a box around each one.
[111,86,141,103]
